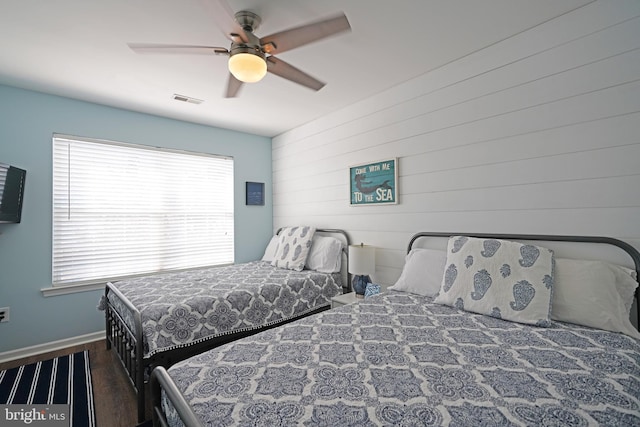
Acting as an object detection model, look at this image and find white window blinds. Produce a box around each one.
[52,135,234,286]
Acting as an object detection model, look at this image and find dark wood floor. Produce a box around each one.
[0,339,140,427]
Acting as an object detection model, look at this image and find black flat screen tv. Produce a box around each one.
[0,163,26,223]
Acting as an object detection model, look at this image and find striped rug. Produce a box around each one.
[0,351,95,426]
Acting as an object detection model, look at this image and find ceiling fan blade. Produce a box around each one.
[225,73,243,98]
[266,56,325,91]
[128,43,229,55]
[199,0,249,43]
[260,13,350,55]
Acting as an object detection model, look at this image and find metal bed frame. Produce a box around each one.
[408,232,640,326]
[104,228,350,422]
[149,231,640,427]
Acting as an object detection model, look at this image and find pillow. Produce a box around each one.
[261,235,280,262]
[305,235,343,273]
[552,258,640,339]
[434,236,554,327]
[613,265,638,315]
[388,248,447,297]
[271,226,316,271]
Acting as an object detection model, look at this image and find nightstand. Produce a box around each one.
[331,292,359,309]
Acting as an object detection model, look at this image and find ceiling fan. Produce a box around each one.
[128,0,351,98]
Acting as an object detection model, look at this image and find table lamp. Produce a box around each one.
[348,243,375,298]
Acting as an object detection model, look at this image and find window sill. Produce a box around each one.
[41,282,105,297]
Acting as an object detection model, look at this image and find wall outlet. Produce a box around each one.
[0,307,9,323]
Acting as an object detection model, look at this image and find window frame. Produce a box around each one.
[49,134,235,292]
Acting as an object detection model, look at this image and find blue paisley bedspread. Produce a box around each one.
[163,291,640,426]
[106,261,342,357]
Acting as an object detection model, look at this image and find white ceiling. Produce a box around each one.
[0,0,592,137]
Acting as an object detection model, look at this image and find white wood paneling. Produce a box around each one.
[273,1,640,286]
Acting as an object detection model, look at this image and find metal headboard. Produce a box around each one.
[408,231,640,328]
[276,227,352,293]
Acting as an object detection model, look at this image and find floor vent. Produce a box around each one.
[172,94,203,104]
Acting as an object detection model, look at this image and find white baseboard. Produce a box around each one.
[0,331,105,364]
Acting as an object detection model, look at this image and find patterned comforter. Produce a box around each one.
[163,291,640,426]
[106,261,342,357]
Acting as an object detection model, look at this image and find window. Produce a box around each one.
[52,134,234,286]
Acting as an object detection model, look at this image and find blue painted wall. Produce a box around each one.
[0,84,272,353]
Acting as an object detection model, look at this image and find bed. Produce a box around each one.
[102,227,350,422]
[150,231,640,426]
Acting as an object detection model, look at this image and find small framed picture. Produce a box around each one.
[246,182,265,206]
[349,158,397,205]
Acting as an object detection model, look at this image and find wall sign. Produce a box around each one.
[349,158,397,205]
[246,182,265,206]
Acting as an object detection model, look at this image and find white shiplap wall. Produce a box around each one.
[272,1,640,286]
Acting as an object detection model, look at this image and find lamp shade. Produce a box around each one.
[228,52,267,83]
[348,244,375,275]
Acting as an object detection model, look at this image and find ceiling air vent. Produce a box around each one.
[172,94,203,105]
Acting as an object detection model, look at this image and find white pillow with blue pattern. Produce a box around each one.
[271,226,316,271]
[434,236,555,327]
[261,235,280,262]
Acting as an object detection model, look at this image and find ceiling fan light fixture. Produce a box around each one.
[228,52,267,83]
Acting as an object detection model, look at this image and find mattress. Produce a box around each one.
[106,260,342,357]
[163,291,640,426]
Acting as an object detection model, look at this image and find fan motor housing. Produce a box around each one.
[230,11,264,59]
[229,43,265,60]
